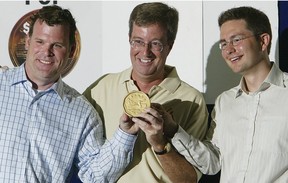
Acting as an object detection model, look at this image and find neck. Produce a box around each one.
[243,61,272,92]
[134,79,163,93]
[132,70,166,94]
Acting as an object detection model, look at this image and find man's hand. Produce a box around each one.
[152,103,179,139]
[131,103,178,151]
[132,105,166,151]
[119,113,139,135]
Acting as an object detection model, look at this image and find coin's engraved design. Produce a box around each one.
[123,91,150,117]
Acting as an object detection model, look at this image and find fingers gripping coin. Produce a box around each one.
[123,91,151,117]
[131,107,166,147]
[132,106,165,132]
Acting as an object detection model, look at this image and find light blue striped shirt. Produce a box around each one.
[0,64,136,183]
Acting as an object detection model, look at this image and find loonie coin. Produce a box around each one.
[123,91,151,117]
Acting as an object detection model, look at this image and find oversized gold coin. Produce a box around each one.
[123,91,151,117]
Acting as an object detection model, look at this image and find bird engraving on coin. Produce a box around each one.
[123,91,151,117]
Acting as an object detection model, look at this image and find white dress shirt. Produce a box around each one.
[172,63,288,183]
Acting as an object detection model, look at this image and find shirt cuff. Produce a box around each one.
[171,126,194,148]
[114,128,137,151]
[171,126,202,182]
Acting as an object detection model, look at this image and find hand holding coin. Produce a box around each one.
[123,91,151,117]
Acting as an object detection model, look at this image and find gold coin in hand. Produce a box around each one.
[123,91,151,117]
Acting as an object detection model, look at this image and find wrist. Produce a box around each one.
[153,141,172,155]
[166,124,179,139]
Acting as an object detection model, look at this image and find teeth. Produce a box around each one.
[39,60,51,65]
[140,59,152,63]
[231,57,239,62]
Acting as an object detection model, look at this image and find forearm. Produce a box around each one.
[78,128,137,182]
[156,148,198,183]
[172,127,221,175]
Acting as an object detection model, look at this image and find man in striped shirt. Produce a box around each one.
[0,5,137,183]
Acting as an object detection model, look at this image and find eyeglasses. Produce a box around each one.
[130,39,164,52]
[219,34,257,50]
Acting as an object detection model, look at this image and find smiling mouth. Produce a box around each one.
[38,59,52,65]
[140,59,153,63]
[230,56,241,62]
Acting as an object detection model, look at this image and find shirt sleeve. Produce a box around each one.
[76,112,137,182]
[99,128,136,181]
[171,125,221,175]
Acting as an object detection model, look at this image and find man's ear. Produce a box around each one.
[260,33,270,52]
[69,44,76,58]
[167,41,174,55]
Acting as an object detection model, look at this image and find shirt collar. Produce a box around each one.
[264,62,285,87]
[160,65,182,93]
[11,64,65,100]
[236,62,285,97]
[120,65,181,93]
[11,64,27,86]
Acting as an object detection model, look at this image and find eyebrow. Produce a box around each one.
[219,34,245,42]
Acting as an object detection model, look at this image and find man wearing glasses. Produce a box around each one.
[170,6,288,183]
[83,2,209,183]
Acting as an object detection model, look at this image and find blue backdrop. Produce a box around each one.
[279,1,288,72]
